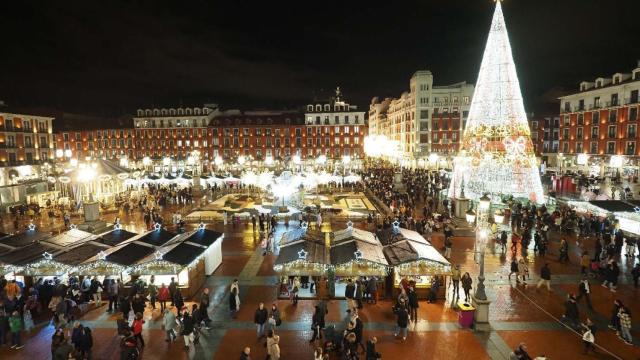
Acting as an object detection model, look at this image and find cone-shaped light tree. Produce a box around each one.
[448,0,545,204]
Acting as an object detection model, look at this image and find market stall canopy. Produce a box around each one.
[184,228,223,247]
[95,229,137,246]
[106,243,155,266]
[381,235,451,275]
[330,239,388,277]
[42,229,94,248]
[274,238,328,276]
[136,229,177,247]
[280,228,324,247]
[0,242,58,266]
[55,243,110,266]
[1,230,50,249]
[333,227,379,246]
[588,200,636,213]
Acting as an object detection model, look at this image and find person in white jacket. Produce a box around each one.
[163,309,177,342]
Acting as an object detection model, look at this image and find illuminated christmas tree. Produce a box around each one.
[449,0,544,204]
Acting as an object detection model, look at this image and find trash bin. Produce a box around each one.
[457,301,475,328]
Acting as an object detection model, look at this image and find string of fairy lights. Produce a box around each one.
[448,0,544,205]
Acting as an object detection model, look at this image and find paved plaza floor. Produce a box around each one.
[1,201,640,359]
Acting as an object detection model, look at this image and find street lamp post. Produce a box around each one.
[471,193,492,330]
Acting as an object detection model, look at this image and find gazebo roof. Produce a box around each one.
[0,242,58,266]
[184,228,223,247]
[55,243,110,266]
[330,239,388,267]
[136,229,177,247]
[333,227,379,246]
[106,243,154,265]
[1,230,50,249]
[275,239,327,266]
[43,229,94,248]
[162,243,206,266]
[95,229,137,246]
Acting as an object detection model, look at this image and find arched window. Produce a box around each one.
[307,105,313,112]
[169,109,176,116]
[186,108,192,115]
[145,110,152,116]
[161,109,168,115]
[315,105,322,111]
[153,109,160,116]
[137,110,143,116]
[324,104,330,111]
[177,108,184,115]
[194,108,201,115]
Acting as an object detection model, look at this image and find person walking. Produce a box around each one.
[309,305,325,343]
[581,318,596,355]
[461,272,473,301]
[240,346,252,360]
[444,235,453,258]
[8,311,23,350]
[632,263,640,288]
[168,277,177,307]
[158,283,170,312]
[394,300,409,341]
[148,276,158,311]
[163,308,177,342]
[132,312,145,347]
[602,261,620,292]
[267,304,281,334]
[575,277,593,310]
[229,287,240,319]
[254,302,268,339]
[451,265,461,299]
[367,277,378,304]
[199,288,212,329]
[345,279,356,313]
[536,263,552,292]
[366,336,381,360]
[78,326,93,359]
[508,258,519,283]
[580,252,590,276]
[618,306,633,345]
[180,309,195,351]
[563,294,580,329]
[268,333,281,360]
[407,286,419,323]
[517,259,529,284]
[107,279,118,313]
[559,238,569,263]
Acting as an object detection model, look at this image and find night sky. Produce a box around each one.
[1,0,638,117]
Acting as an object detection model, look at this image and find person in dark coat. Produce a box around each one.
[229,288,239,319]
[131,294,146,315]
[563,294,579,329]
[310,305,325,343]
[352,312,365,353]
[394,301,409,340]
[78,326,93,359]
[407,286,419,323]
[366,336,381,360]
[254,302,268,339]
[180,310,195,350]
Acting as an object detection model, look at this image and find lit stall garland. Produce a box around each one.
[273,259,329,276]
[395,259,451,275]
[75,260,127,276]
[0,264,24,276]
[448,1,544,204]
[333,259,389,277]
[23,259,74,276]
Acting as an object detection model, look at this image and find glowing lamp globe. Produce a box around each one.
[479,194,491,211]
[237,155,246,165]
[465,209,476,224]
[494,209,505,224]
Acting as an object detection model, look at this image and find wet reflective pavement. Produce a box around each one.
[1,207,640,359]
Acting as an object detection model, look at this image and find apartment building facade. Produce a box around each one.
[558,63,640,167]
[368,70,474,162]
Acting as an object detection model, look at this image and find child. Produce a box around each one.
[23,309,34,332]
